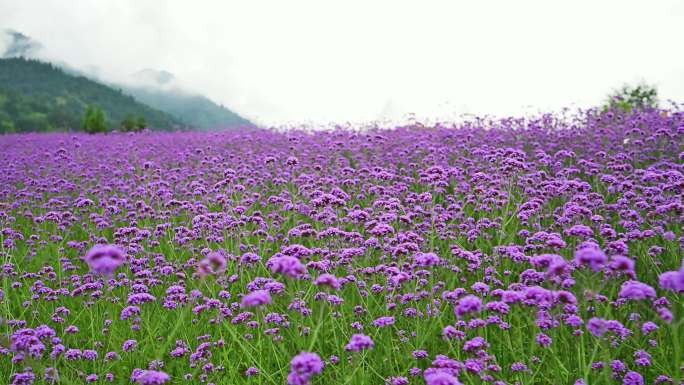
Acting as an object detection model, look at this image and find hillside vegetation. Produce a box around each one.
[0,58,183,133]
[122,86,253,130]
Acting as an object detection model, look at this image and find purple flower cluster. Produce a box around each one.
[241,289,272,308]
[345,333,374,352]
[287,352,325,385]
[84,244,126,275]
[454,295,482,318]
[659,261,684,292]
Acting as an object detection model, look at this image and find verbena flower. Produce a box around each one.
[241,290,272,308]
[345,334,374,352]
[84,244,126,275]
[132,370,170,385]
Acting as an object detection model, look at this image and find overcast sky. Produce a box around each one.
[1,0,683,126]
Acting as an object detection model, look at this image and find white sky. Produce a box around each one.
[1,0,684,126]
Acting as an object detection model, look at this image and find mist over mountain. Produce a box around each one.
[122,85,253,130]
[0,29,252,131]
[1,29,42,58]
[130,68,175,87]
[118,68,253,129]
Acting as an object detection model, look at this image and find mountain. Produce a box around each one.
[0,29,253,131]
[0,57,185,133]
[117,69,253,129]
[122,84,253,130]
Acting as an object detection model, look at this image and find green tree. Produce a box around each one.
[47,106,72,131]
[136,116,147,132]
[120,114,136,132]
[1,120,16,134]
[82,106,95,133]
[94,108,107,133]
[17,111,49,132]
[605,83,658,112]
[82,105,108,133]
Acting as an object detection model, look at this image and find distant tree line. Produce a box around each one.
[118,114,147,133]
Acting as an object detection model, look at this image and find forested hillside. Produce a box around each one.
[0,58,183,133]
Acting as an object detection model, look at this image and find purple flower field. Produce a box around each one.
[1,107,684,384]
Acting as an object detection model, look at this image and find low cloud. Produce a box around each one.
[1,29,42,58]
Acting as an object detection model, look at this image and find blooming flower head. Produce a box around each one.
[454,295,482,318]
[84,244,126,275]
[372,316,396,327]
[659,262,684,292]
[12,371,36,385]
[535,333,552,347]
[574,246,607,272]
[345,334,374,352]
[414,252,441,267]
[314,274,341,290]
[641,321,658,335]
[609,255,635,275]
[128,293,156,305]
[388,376,409,385]
[133,370,170,385]
[197,252,227,276]
[245,367,260,376]
[122,339,137,352]
[587,317,607,337]
[44,367,59,383]
[240,252,261,266]
[241,290,272,308]
[463,336,489,352]
[623,371,644,385]
[547,255,570,276]
[291,352,325,374]
[286,156,298,166]
[287,352,324,385]
[619,281,656,301]
[424,370,463,385]
[268,255,307,278]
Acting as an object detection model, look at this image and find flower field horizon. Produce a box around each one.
[1,107,684,385]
